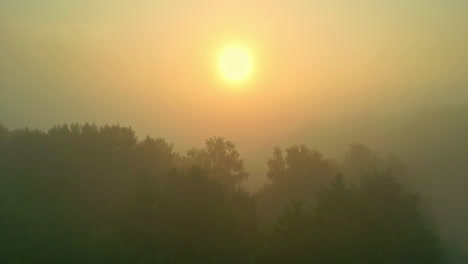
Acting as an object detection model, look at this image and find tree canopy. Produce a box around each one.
[0,123,447,263]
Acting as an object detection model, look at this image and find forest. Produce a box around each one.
[0,122,447,263]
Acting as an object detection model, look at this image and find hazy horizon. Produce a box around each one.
[2,1,467,137]
[2,0,467,178]
[1,1,468,262]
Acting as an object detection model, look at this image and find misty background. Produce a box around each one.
[1,0,467,261]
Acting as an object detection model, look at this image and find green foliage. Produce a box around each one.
[261,174,444,264]
[257,143,409,226]
[0,125,257,263]
[187,136,249,189]
[0,123,446,263]
[257,145,337,225]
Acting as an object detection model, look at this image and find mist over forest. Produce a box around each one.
[1,0,467,263]
[1,105,467,263]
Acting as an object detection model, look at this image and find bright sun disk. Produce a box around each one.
[218,46,253,83]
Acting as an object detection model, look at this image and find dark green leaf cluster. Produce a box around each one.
[260,174,443,264]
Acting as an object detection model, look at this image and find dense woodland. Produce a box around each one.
[0,123,447,263]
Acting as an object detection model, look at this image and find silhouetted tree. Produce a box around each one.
[257,145,337,225]
[0,122,447,263]
[262,173,444,264]
[187,137,249,189]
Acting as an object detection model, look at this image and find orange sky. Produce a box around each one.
[1,0,467,154]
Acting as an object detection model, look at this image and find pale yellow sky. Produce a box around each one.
[1,0,467,151]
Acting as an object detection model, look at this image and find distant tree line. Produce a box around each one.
[0,123,445,263]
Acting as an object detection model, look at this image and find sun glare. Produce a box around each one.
[218,46,253,83]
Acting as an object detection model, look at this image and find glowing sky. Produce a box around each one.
[1,0,467,150]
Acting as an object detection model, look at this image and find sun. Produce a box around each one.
[218,45,253,83]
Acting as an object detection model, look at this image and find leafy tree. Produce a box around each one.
[187,137,249,189]
[259,201,312,263]
[122,166,257,264]
[357,173,443,263]
[262,173,444,264]
[266,147,286,181]
[257,145,337,225]
[0,122,447,263]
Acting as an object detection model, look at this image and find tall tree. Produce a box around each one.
[257,145,337,225]
[187,137,248,189]
[262,173,444,264]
